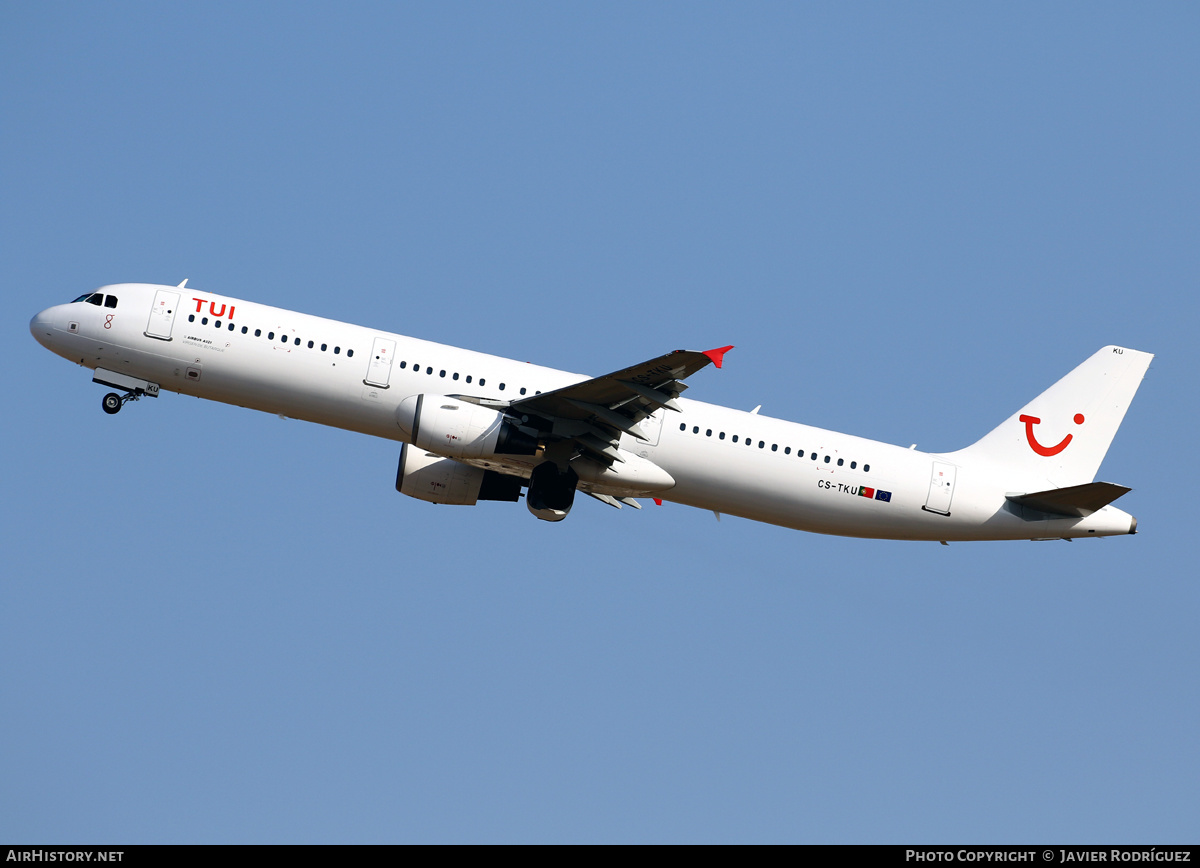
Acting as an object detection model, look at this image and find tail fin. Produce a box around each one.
[953,345,1153,488]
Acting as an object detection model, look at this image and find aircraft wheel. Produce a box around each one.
[102,393,123,415]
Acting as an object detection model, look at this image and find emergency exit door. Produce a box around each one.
[636,409,664,447]
[364,337,397,388]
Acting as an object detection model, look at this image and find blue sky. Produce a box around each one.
[2,2,1197,843]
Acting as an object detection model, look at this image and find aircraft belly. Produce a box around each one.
[656,438,1065,540]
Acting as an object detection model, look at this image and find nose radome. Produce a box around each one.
[30,309,55,348]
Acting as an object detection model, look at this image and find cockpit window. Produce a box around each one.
[104,295,118,308]
[71,293,92,303]
[85,293,103,306]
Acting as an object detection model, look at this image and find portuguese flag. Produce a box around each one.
[859,487,875,499]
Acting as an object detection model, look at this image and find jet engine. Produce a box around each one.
[526,461,578,522]
[395,443,522,505]
[395,395,537,459]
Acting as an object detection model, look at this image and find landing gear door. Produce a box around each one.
[145,290,180,341]
[923,461,957,516]
[364,337,397,388]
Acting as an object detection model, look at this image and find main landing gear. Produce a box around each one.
[101,391,142,415]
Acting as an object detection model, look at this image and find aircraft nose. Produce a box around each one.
[30,308,55,348]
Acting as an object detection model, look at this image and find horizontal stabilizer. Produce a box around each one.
[1006,481,1131,518]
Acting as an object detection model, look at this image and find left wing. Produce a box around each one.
[502,345,733,466]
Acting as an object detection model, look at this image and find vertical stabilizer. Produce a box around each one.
[953,346,1153,488]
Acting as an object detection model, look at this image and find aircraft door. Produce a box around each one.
[638,409,664,447]
[621,408,664,454]
[923,461,957,515]
[364,337,397,388]
[144,290,180,341]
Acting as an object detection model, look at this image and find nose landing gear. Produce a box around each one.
[93,368,160,415]
[101,391,142,415]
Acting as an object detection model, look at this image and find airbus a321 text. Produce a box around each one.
[31,283,1153,542]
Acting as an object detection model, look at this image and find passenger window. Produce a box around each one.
[281,334,288,343]
[864,464,870,473]
[479,378,485,386]
[824,455,831,463]
[850,461,856,469]
[294,338,300,346]
[811,453,818,460]
[188,314,195,322]
[307,340,313,348]
[719,432,725,440]
[215,320,222,328]
[453,373,459,380]
[759,441,765,448]
[202,317,208,325]
[440,370,446,378]
[399,361,406,368]
[693,426,699,434]
[347,349,354,357]
[520,387,527,395]
[499,383,505,391]
[771,444,778,452]
[837,458,844,466]
[268,331,275,339]
[426,366,432,374]
[321,344,327,351]
[241,326,248,334]
[255,329,262,337]
[680,423,686,431]
[784,447,790,454]
[732,435,738,443]
[104,296,118,309]
[466,375,472,384]
[334,347,340,354]
[706,429,712,437]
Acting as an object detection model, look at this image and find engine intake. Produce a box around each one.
[526,461,578,522]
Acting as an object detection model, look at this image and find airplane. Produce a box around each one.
[30,282,1153,542]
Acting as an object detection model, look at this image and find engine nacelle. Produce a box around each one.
[395,395,537,459]
[526,461,578,522]
[395,443,522,505]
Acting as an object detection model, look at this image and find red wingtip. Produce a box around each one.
[653,498,663,506]
[702,345,734,369]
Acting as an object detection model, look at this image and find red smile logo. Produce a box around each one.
[1020,413,1085,457]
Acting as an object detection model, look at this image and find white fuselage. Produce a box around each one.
[30,283,1140,541]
